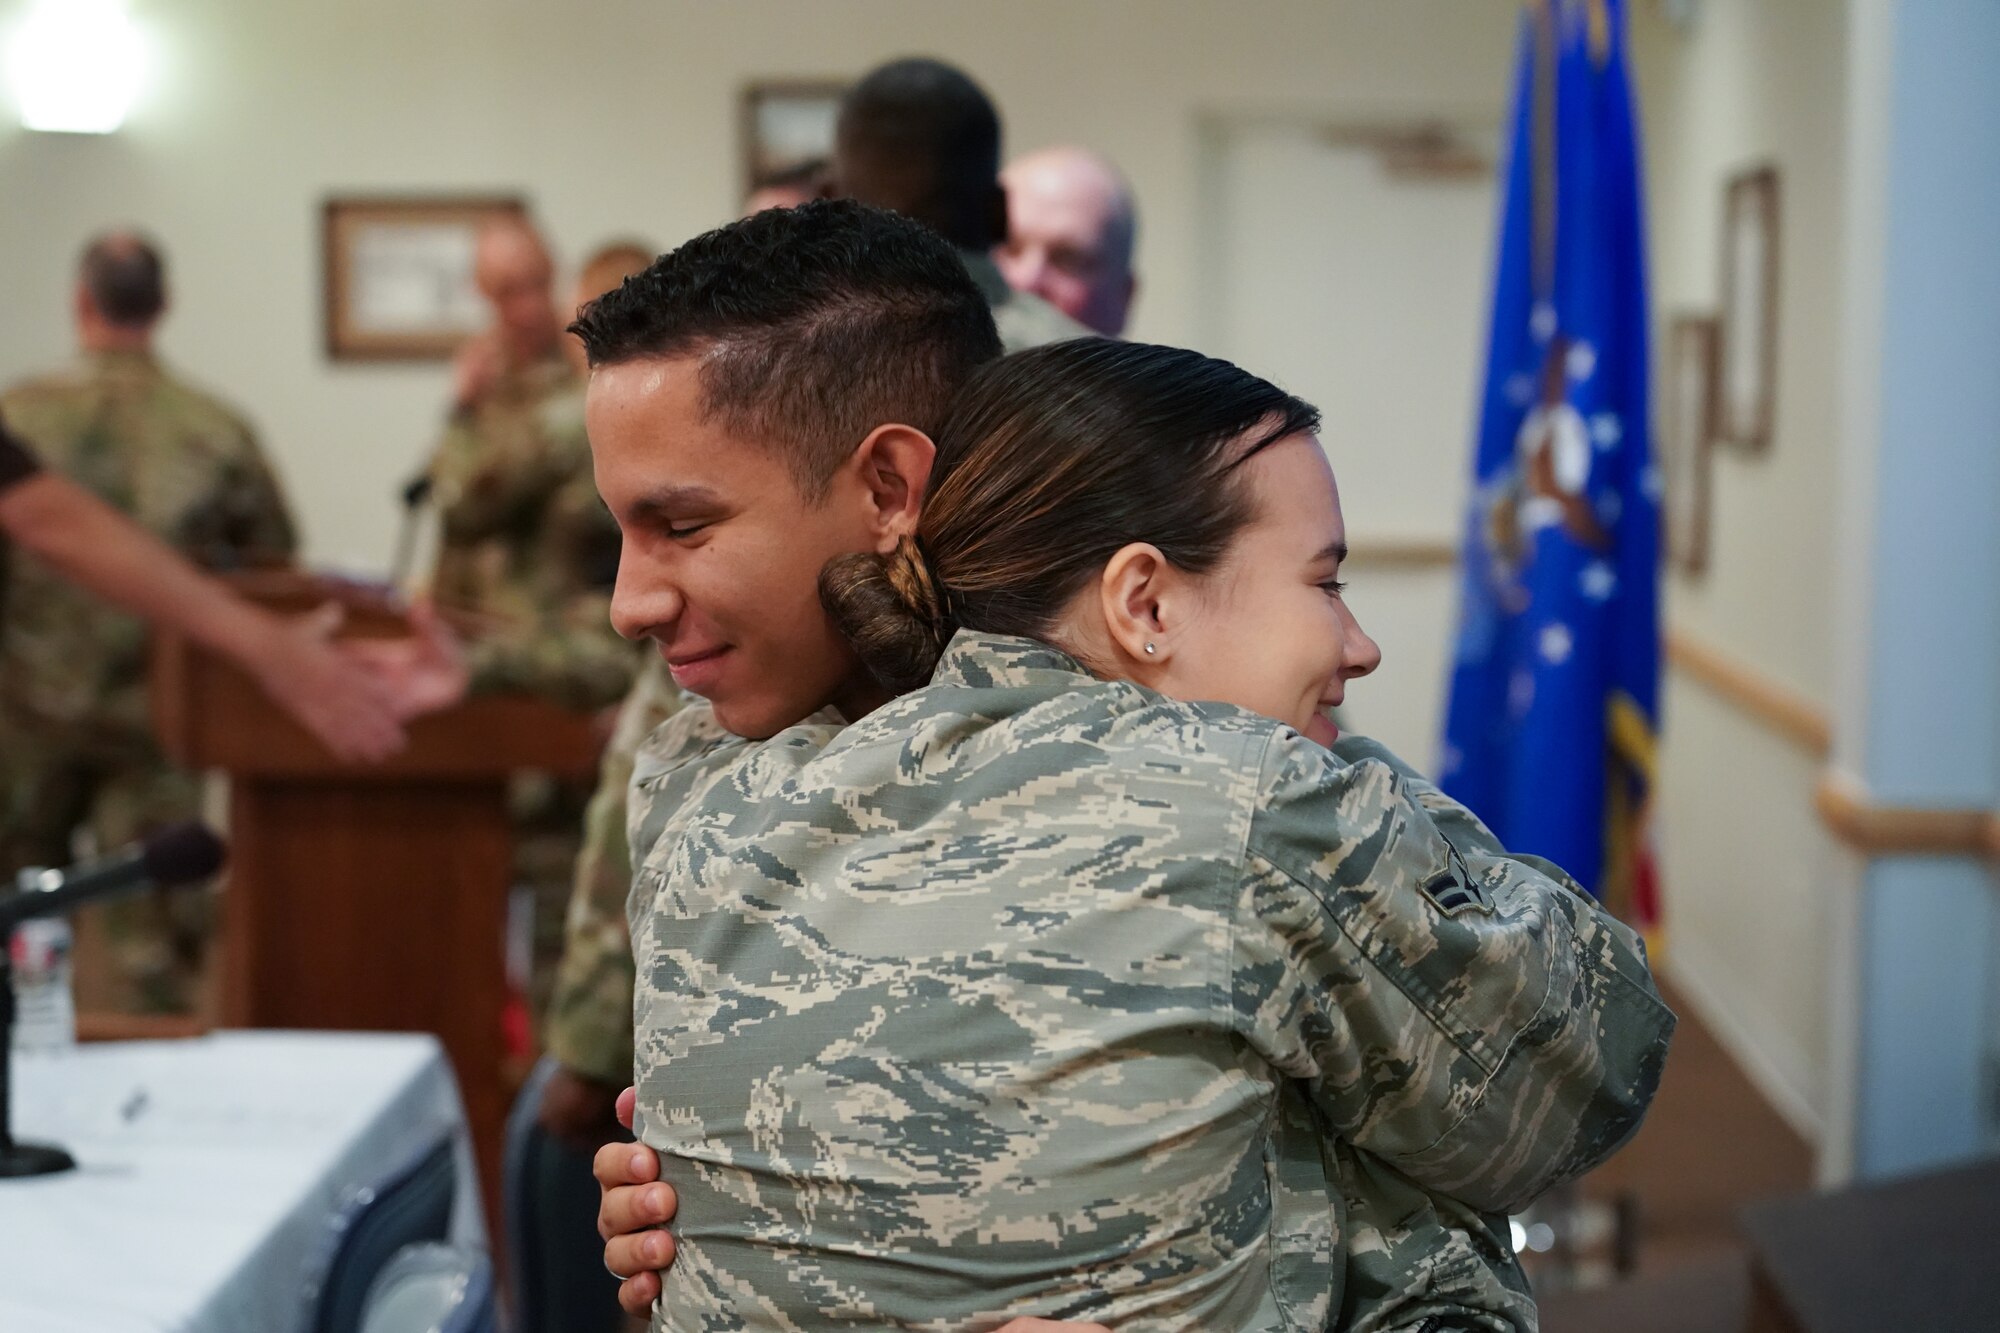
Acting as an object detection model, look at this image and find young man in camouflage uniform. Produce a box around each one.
[0,233,298,1012]
[575,203,1667,1328]
[538,54,1087,1147]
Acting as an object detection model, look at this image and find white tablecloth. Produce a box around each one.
[0,1031,484,1333]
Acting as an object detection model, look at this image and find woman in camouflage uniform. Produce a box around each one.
[621,340,1672,1330]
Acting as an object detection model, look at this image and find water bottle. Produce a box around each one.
[8,866,76,1054]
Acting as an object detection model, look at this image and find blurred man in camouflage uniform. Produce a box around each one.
[422,219,639,1032]
[538,60,1088,1145]
[0,232,297,1013]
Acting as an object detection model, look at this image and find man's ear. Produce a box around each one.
[851,422,936,553]
[1096,542,1178,671]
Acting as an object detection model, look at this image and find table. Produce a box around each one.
[1738,1156,2000,1333]
[0,1031,485,1332]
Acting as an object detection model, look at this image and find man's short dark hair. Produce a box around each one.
[836,58,1006,251]
[570,200,1002,499]
[79,232,166,327]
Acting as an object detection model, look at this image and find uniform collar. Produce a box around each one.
[956,248,1016,309]
[931,629,1094,691]
[84,347,159,373]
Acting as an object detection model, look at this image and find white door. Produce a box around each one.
[1196,116,1497,765]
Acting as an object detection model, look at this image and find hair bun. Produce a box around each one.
[819,536,948,696]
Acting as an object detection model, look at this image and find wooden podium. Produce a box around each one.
[149,575,603,1206]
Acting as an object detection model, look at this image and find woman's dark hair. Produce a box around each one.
[822,339,1320,694]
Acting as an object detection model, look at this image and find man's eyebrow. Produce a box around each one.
[630,484,723,518]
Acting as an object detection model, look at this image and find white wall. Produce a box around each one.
[1631,0,1854,1144]
[0,0,1516,571]
[1196,120,1498,762]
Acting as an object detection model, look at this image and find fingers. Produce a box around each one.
[598,1178,676,1243]
[616,1085,637,1130]
[604,1226,675,1290]
[297,601,346,642]
[594,1139,661,1192]
[618,1269,662,1318]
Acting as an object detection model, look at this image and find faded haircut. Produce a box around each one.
[569,199,1001,500]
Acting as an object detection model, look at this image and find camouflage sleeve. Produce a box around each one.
[223,420,298,561]
[1239,728,1674,1215]
[461,593,640,712]
[624,700,750,918]
[428,411,585,544]
[1331,733,1555,876]
[1333,1139,1536,1333]
[544,659,687,1082]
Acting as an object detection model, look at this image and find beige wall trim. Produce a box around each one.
[1665,627,1833,759]
[1813,773,2000,859]
[1346,536,1459,569]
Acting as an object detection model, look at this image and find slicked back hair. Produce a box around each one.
[79,232,166,327]
[570,200,1002,501]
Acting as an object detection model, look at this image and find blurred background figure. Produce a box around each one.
[564,240,656,375]
[0,412,410,761]
[833,56,1089,350]
[0,231,297,1014]
[416,217,639,1044]
[996,145,1138,336]
[743,156,827,214]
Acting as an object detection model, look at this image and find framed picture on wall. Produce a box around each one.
[1662,313,1718,574]
[1718,165,1779,451]
[322,195,527,361]
[740,80,845,198]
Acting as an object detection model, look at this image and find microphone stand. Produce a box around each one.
[0,946,77,1177]
[0,824,224,1178]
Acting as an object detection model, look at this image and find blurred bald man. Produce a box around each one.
[421,218,638,1035]
[997,146,1138,336]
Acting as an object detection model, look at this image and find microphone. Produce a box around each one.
[0,822,225,932]
[0,820,227,1176]
[389,473,435,590]
[0,823,225,1179]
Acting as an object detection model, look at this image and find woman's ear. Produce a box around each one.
[1096,543,1176,673]
[850,423,936,552]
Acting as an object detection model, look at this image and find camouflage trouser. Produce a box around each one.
[509,773,592,1048]
[0,736,209,1015]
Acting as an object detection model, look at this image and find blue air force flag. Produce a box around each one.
[1440,0,1661,917]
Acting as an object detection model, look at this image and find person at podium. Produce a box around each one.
[400,219,642,1039]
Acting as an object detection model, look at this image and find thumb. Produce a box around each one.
[296,601,346,642]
